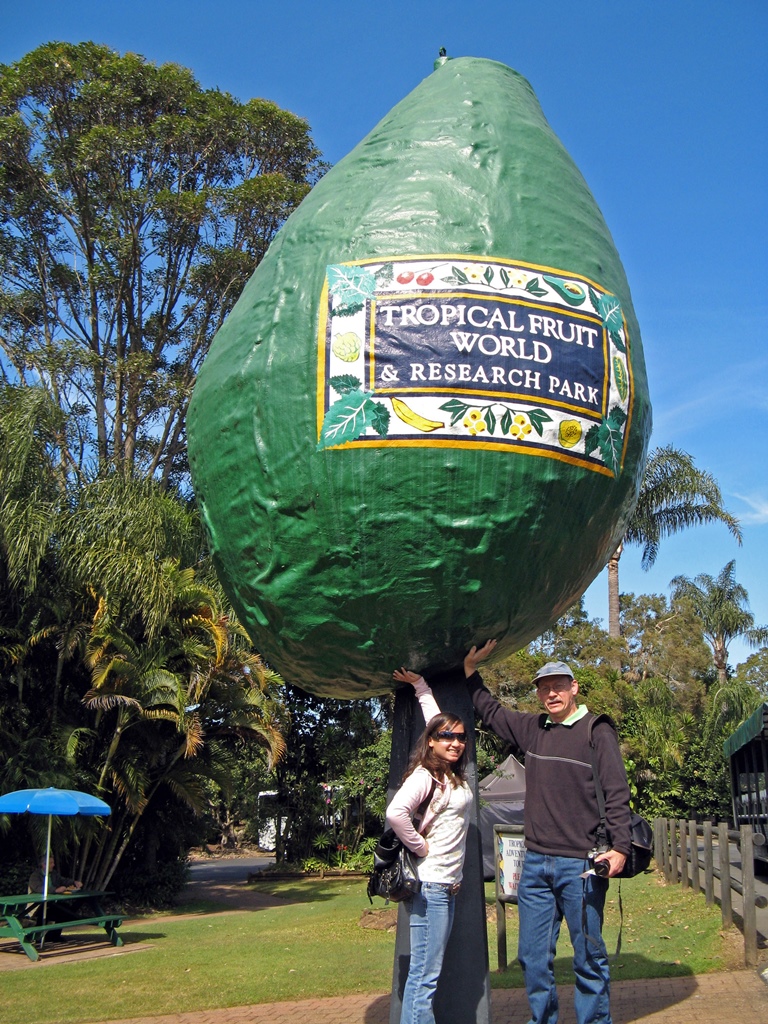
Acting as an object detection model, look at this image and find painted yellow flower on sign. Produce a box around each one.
[509,271,528,288]
[463,409,487,436]
[558,419,582,449]
[509,413,532,440]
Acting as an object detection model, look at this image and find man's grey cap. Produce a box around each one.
[533,661,575,683]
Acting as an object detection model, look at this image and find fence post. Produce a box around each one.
[718,821,732,928]
[496,895,507,971]
[662,818,671,881]
[656,818,666,878]
[703,821,714,906]
[680,820,689,889]
[670,820,678,883]
[655,818,664,877]
[689,819,700,894]
[740,826,757,967]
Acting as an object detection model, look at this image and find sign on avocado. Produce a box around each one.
[318,255,632,477]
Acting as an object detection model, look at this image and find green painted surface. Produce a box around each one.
[187,57,652,697]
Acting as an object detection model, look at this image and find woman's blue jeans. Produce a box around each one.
[400,881,456,1024]
[517,851,611,1024]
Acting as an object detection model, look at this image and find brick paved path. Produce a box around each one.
[102,970,767,1024]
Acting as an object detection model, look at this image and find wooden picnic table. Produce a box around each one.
[0,889,123,961]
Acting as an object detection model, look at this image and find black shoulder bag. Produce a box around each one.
[367,778,437,904]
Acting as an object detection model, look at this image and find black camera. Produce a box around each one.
[587,846,610,877]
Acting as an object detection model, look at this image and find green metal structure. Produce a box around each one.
[724,703,768,867]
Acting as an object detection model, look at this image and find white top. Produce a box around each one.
[417,778,472,884]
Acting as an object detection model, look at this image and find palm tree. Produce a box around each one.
[670,560,768,684]
[82,563,287,888]
[607,446,742,639]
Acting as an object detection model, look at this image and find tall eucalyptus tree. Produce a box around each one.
[0,41,324,487]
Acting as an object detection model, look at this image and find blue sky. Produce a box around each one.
[4,0,767,669]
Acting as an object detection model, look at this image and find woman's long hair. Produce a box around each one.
[403,713,469,786]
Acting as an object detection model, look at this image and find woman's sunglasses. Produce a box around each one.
[435,730,468,743]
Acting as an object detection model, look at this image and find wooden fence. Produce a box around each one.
[654,818,767,966]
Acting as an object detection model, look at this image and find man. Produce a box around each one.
[463,640,631,1024]
[28,855,83,942]
[28,854,82,897]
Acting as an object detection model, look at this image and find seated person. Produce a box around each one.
[28,855,83,941]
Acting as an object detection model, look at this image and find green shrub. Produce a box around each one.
[0,862,32,896]
[112,858,189,909]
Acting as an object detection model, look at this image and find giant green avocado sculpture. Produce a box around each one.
[188,57,651,697]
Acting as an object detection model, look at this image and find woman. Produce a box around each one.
[386,668,472,1024]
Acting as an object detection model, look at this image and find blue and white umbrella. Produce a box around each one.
[0,787,111,910]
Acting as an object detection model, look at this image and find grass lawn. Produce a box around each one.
[0,871,744,1024]
[490,871,744,987]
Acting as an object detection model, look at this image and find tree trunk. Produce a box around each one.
[606,542,624,673]
[713,636,729,685]
[607,541,623,639]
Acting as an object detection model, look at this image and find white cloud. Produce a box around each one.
[733,493,768,526]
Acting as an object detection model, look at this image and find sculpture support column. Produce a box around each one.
[388,673,492,1024]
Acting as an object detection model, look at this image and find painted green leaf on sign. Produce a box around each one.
[584,423,600,457]
[327,265,378,309]
[439,398,470,426]
[318,390,376,449]
[375,263,394,285]
[369,402,390,438]
[485,406,497,434]
[525,277,548,298]
[528,409,553,436]
[328,374,361,396]
[582,406,626,476]
[595,405,627,477]
[610,329,626,354]
[612,357,628,401]
[597,293,624,332]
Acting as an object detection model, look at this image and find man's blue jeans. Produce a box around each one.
[518,851,611,1024]
[400,881,456,1024]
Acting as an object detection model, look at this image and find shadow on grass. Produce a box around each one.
[490,952,696,987]
[250,882,343,903]
[118,929,168,942]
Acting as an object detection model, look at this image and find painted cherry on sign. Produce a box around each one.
[396,271,414,284]
[416,272,434,286]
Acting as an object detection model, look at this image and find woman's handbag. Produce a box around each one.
[367,779,437,904]
[367,832,422,903]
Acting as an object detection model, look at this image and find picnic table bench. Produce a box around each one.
[0,890,123,961]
